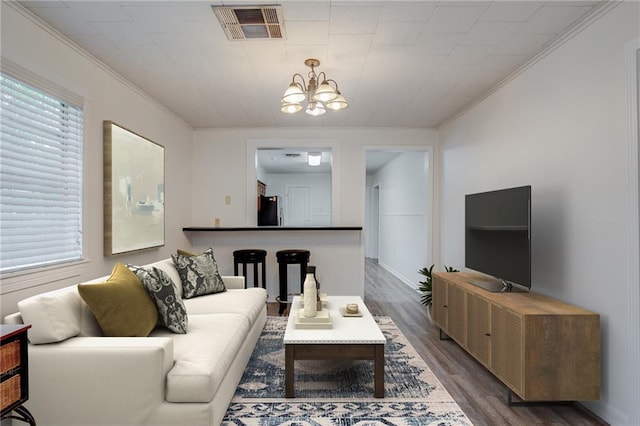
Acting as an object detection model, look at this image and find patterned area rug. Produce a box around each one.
[222,316,473,425]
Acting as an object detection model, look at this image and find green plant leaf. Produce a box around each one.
[418,264,434,306]
[418,264,458,307]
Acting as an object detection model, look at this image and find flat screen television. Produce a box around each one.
[465,185,531,292]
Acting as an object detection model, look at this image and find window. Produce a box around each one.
[0,70,84,274]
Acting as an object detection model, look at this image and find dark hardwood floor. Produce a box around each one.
[361,258,607,426]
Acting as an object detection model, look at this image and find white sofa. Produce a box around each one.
[3,258,267,426]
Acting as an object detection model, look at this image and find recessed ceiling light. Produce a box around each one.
[308,152,321,166]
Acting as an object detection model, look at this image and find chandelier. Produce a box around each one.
[280,58,348,116]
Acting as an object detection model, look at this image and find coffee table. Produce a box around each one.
[283,295,386,398]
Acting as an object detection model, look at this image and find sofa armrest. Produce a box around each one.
[222,275,245,289]
[4,311,23,325]
[27,337,174,424]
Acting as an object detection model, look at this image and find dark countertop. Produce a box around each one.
[183,226,362,232]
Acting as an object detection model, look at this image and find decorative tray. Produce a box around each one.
[294,310,332,329]
[338,307,363,317]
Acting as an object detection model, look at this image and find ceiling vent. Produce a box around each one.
[213,5,285,40]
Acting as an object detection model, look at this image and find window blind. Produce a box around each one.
[0,71,84,274]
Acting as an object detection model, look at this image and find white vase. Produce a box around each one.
[303,272,317,318]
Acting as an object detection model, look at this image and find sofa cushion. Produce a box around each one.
[128,264,188,334]
[183,288,266,327]
[17,287,82,344]
[172,248,226,299]
[153,313,250,402]
[78,263,158,337]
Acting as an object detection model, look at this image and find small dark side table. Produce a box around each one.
[1,324,35,426]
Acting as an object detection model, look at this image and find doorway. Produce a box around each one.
[370,185,380,260]
[364,147,433,291]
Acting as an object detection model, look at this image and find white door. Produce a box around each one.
[286,185,310,226]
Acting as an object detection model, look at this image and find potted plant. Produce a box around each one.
[418,265,435,308]
[418,264,458,321]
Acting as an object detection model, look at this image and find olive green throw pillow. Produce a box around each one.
[78,263,158,337]
[176,248,197,257]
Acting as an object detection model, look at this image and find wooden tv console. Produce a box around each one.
[432,272,600,403]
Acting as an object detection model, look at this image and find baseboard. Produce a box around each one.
[377,262,416,290]
[574,402,610,426]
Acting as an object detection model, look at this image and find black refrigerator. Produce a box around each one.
[258,195,279,226]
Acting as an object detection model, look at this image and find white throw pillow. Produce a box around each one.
[18,288,82,344]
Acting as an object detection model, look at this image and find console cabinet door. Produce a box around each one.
[447,284,466,345]
[432,277,466,345]
[432,277,447,331]
[490,303,523,396]
[466,292,490,366]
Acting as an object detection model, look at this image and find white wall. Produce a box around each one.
[438,4,639,424]
[190,128,437,300]
[0,4,193,316]
[265,172,331,226]
[369,152,429,289]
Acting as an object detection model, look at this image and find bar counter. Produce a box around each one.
[183,226,362,232]
[181,226,364,301]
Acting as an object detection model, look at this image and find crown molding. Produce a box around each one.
[437,1,622,130]
[5,1,192,130]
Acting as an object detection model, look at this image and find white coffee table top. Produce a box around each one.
[283,295,386,345]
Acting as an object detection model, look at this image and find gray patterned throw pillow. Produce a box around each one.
[171,248,226,299]
[128,265,188,334]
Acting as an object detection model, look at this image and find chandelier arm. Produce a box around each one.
[325,78,340,90]
[291,73,308,92]
[317,73,338,87]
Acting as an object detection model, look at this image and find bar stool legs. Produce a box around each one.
[276,249,310,315]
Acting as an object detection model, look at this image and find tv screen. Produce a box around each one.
[465,185,531,292]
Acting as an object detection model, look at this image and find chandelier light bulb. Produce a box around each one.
[325,94,349,111]
[281,83,305,104]
[305,101,326,116]
[280,102,302,114]
[313,81,338,102]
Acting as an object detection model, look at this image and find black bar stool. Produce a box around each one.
[276,249,310,315]
[233,249,267,289]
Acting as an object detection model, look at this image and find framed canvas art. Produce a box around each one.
[104,121,164,255]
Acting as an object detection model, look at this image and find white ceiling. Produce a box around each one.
[257,148,332,173]
[19,0,606,129]
[256,148,399,174]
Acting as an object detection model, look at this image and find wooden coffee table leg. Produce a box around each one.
[285,343,384,398]
[374,344,384,398]
[285,344,294,398]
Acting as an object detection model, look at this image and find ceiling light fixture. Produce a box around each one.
[308,152,322,166]
[281,58,348,116]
